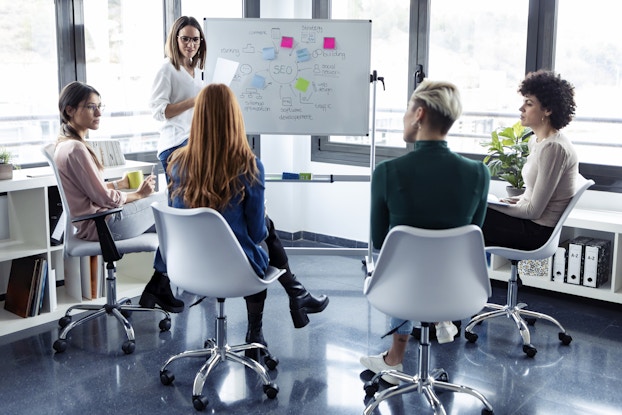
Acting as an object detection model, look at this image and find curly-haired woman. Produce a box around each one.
[483,70,581,250]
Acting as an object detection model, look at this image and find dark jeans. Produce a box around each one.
[482,208,554,251]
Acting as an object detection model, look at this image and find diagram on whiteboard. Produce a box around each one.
[204,18,372,136]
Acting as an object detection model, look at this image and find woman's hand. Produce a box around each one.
[136,174,156,198]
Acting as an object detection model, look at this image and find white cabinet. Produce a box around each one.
[488,208,622,304]
[0,161,156,337]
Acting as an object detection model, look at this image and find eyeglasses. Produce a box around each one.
[82,104,105,113]
[178,36,202,45]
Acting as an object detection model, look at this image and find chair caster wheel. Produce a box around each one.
[159,318,171,331]
[559,332,572,345]
[525,317,536,326]
[192,395,209,411]
[59,316,72,328]
[523,344,537,358]
[121,309,132,318]
[264,354,279,370]
[53,339,67,353]
[363,379,379,397]
[263,383,279,399]
[122,340,135,354]
[437,371,448,382]
[482,408,494,415]
[160,369,175,385]
[465,331,478,343]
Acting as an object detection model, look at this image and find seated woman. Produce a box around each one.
[54,81,183,313]
[483,70,580,250]
[166,83,328,361]
[360,80,490,384]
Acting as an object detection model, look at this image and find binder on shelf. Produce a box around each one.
[552,245,567,283]
[566,236,592,285]
[48,186,64,246]
[582,239,612,288]
[4,256,43,318]
[41,268,57,313]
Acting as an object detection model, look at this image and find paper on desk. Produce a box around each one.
[211,57,239,86]
[487,194,510,206]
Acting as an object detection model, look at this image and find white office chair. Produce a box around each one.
[42,144,170,354]
[465,178,595,357]
[151,202,285,411]
[363,225,494,415]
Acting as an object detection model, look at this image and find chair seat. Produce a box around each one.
[65,233,158,258]
[486,244,556,262]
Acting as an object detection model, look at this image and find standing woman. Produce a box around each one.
[150,16,206,177]
[483,70,580,250]
[167,84,327,362]
[55,81,183,313]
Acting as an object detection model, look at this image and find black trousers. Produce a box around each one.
[482,208,554,251]
[245,215,289,304]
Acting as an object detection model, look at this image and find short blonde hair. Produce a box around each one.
[409,80,462,134]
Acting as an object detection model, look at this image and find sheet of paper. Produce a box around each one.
[487,194,510,206]
[211,57,239,86]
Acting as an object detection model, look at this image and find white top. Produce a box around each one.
[489,131,580,227]
[149,59,204,156]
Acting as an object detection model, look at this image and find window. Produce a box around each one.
[555,0,622,167]
[428,0,529,155]
[329,0,410,149]
[83,0,164,154]
[0,0,58,165]
[182,0,242,18]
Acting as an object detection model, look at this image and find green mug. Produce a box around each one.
[127,170,144,189]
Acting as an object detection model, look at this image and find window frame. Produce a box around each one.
[311,0,622,193]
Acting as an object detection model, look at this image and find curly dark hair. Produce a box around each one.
[518,70,576,130]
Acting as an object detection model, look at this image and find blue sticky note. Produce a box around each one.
[296,48,310,62]
[262,47,276,60]
[251,74,266,89]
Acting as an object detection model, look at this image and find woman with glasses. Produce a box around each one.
[150,16,206,177]
[55,81,184,313]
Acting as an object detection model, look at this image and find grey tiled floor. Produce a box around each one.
[2,254,622,414]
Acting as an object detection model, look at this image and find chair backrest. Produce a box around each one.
[151,201,283,299]
[41,143,82,255]
[364,224,492,323]
[486,178,595,261]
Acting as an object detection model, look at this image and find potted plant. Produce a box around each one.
[481,121,533,197]
[0,147,14,180]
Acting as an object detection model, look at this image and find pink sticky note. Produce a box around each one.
[323,37,336,49]
[281,36,294,48]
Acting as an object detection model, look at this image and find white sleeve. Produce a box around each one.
[149,65,172,122]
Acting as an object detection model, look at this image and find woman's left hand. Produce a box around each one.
[136,174,156,198]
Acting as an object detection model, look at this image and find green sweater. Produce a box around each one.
[371,140,490,249]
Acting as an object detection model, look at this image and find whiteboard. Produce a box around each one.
[203,18,372,136]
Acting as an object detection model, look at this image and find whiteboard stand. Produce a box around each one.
[364,70,385,276]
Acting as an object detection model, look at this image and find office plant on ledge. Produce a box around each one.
[481,121,533,197]
[0,147,14,180]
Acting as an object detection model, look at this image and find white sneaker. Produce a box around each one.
[435,321,458,344]
[359,351,403,385]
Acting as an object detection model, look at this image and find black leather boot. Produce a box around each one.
[139,271,184,313]
[245,303,279,368]
[279,267,329,328]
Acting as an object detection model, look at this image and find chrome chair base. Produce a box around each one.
[159,299,279,411]
[53,268,171,354]
[465,261,572,357]
[363,325,494,415]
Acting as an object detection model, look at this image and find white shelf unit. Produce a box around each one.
[488,208,622,304]
[0,161,156,337]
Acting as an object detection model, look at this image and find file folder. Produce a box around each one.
[582,239,611,288]
[552,243,567,283]
[566,236,592,285]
